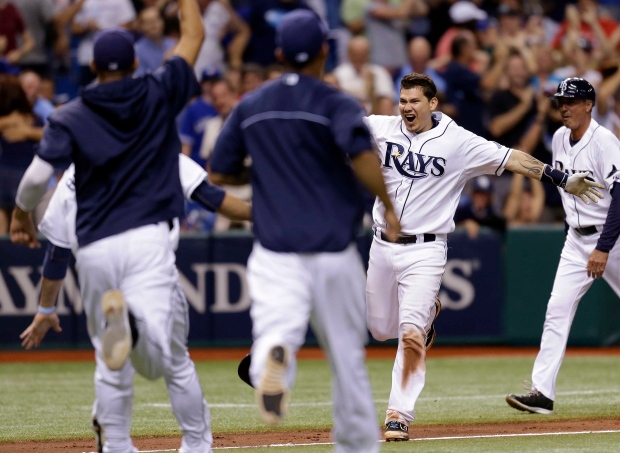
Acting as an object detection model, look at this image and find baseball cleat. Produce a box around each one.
[101,290,132,371]
[425,296,442,350]
[384,420,409,441]
[92,417,104,453]
[506,389,554,414]
[256,345,289,426]
[238,353,254,388]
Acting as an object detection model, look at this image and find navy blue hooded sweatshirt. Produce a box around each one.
[37,57,200,246]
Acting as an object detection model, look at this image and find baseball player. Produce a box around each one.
[10,1,209,451]
[209,10,400,453]
[364,73,605,441]
[506,78,620,414]
[19,154,250,453]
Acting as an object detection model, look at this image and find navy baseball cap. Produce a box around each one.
[472,175,493,194]
[276,10,328,65]
[551,77,596,105]
[93,28,135,72]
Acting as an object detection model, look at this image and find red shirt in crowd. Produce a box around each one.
[551,18,618,50]
[0,2,25,55]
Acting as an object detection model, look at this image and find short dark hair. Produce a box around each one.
[451,34,471,59]
[400,73,437,101]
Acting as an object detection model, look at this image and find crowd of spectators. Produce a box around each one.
[2,0,620,234]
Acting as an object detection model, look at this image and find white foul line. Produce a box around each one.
[81,429,620,452]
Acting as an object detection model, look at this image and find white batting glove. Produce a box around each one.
[564,172,605,204]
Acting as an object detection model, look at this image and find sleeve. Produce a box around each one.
[596,182,620,253]
[178,153,207,199]
[463,132,512,178]
[210,106,247,175]
[190,180,226,212]
[153,57,201,115]
[598,135,620,191]
[330,94,373,157]
[37,119,73,169]
[38,169,75,249]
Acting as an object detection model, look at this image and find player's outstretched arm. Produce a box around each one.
[505,149,605,204]
[350,151,401,241]
[217,194,252,221]
[171,0,205,67]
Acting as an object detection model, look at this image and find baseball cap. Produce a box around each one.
[93,28,135,72]
[472,176,493,194]
[201,67,222,82]
[276,10,328,65]
[449,1,488,24]
[550,77,596,105]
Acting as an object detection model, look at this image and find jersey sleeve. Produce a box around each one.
[210,105,247,175]
[36,118,73,169]
[178,153,207,199]
[153,56,201,115]
[330,94,373,157]
[38,169,75,249]
[463,132,512,178]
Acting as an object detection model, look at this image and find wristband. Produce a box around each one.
[542,164,568,189]
[38,305,56,315]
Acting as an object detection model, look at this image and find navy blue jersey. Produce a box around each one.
[211,73,372,253]
[37,57,200,246]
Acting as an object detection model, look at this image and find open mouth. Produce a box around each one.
[404,114,416,123]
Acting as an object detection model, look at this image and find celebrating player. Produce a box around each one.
[506,78,620,414]
[9,0,213,451]
[364,73,605,441]
[209,10,399,453]
[20,154,250,452]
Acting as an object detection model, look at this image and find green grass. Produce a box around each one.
[1,355,620,451]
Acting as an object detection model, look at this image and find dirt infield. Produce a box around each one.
[2,346,620,452]
[3,419,620,452]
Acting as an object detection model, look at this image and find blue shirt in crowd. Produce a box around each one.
[37,57,200,246]
[134,36,177,76]
[211,73,372,253]
[179,97,217,168]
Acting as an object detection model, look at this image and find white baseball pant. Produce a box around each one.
[532,228,620,400]
[77,222,212,453]
[247,242,380,453]
[366,233,446,425]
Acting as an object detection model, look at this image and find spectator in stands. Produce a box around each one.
[503,173,545,226]
[266,63,284,79]
[364,0,428,77]
[240,62,266,95]
[495,4,537,74]
[594,60,620,134]
[394,36,446,102]
[201,78,250,231]
[0,75,43,234]
[333,35,395,114]
[455,175,506,238]
[179,69,218,169]
[0,1,35,67]
[322,71,340,89]
[243,0,311,66]
[340,0,369,35]
[435,0,487,61]
[71,0,136,86]
[19,70,55,122]
[552,36,602,89]
[442,31,487,137]
[134,6,177,76]
[14,0,59,76]
[194,0,250,78]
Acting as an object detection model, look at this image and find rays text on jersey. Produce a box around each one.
[383,142,446,179]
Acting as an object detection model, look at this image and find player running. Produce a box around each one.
[210,10,399,453]
[10,0,212,451]
[506,78,620,414]
[364,73,605,441]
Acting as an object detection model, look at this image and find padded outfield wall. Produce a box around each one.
[0,227,617,348]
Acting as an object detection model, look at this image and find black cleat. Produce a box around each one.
[385,420,409,441]
[506,389,554,414]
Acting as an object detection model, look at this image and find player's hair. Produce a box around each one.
[400,73,437,101]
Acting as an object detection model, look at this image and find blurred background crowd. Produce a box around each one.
[1,0,619,237]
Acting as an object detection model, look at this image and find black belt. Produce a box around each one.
[574,226,598,236]
[380,232,436,244]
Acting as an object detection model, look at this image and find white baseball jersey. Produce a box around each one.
[365,112,512,234]
[38,154,207,253]
[551,118,620,228]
